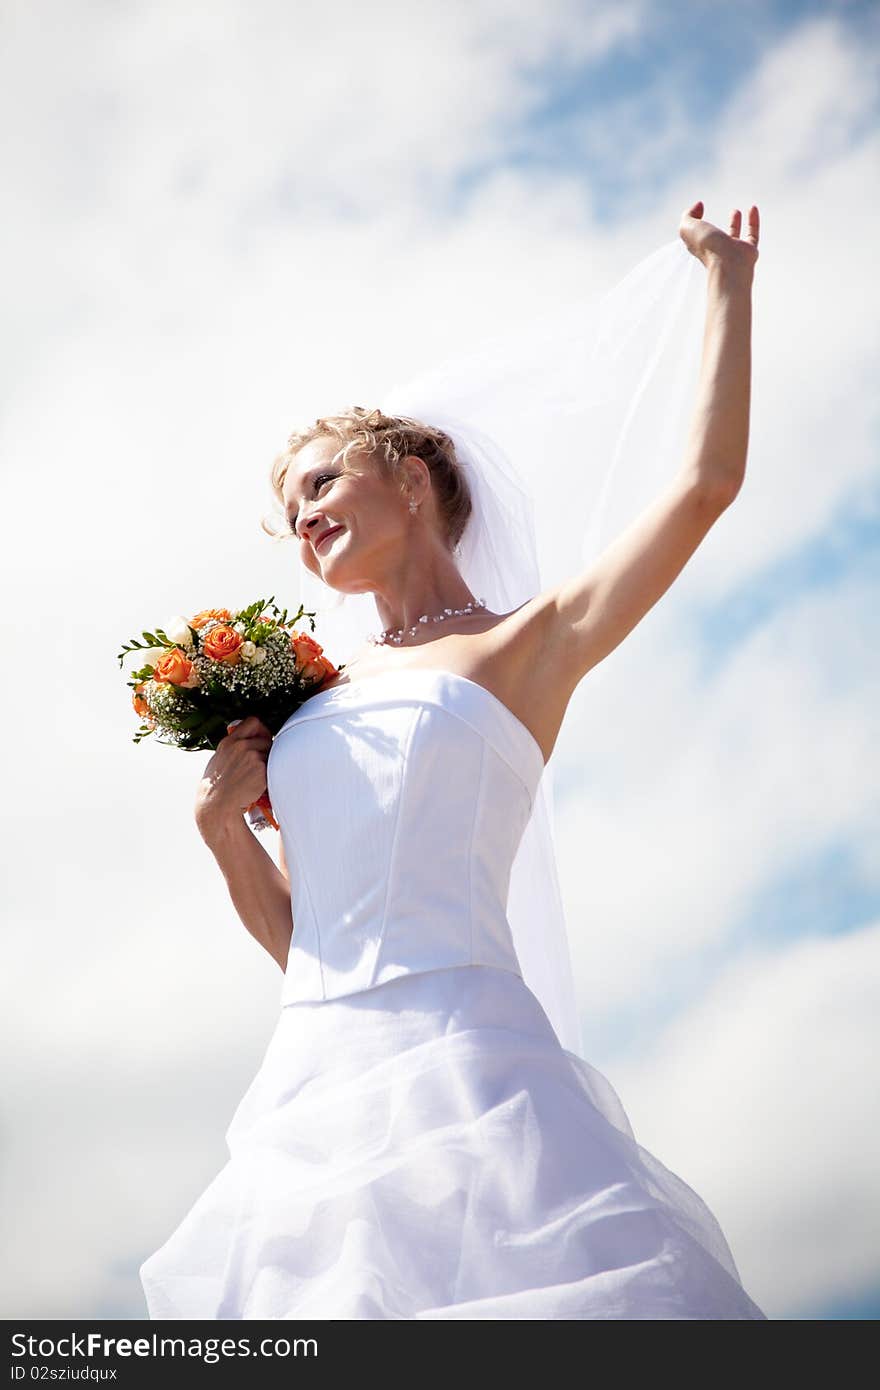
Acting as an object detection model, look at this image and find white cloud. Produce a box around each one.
[607,922,880,1318]
[555,567,880,1020]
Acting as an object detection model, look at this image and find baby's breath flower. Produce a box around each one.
[122,601,321,751]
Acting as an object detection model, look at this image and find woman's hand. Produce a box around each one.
[679,199,759,282]
[195,716,273,838]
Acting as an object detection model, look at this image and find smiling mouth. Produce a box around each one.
[315,526,344,553]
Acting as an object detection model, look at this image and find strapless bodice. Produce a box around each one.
[266,667,546,1007]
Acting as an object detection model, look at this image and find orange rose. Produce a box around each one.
[290,630,329,682]
[132,682,150,717]
[203,624,244,665]
[190,608,232,630]
[315,655,338,686]
[153,648,200,687]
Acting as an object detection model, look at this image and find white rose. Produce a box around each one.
[164,615,195,647]
[252,646,267,664]
[238,640,257,663]
[234,622,247,635]
[139,649,163,669]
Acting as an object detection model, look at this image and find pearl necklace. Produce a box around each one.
[367,597,488,646]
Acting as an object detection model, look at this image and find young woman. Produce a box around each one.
[140,203,767,1319]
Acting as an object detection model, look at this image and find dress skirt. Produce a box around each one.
[139,963,767,1320]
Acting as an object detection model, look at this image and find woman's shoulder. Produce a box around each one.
[320,592,567,762]
[339,592,555,688]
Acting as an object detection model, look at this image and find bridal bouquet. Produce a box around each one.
[117,596,344,831]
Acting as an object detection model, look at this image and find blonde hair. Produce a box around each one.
[261,405,472,549]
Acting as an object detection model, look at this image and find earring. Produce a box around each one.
[408,498,418,514]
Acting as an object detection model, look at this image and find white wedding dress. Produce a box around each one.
[139,667,767,1320]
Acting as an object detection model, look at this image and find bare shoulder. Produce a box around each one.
[456,591,574,766]
[470,477,733,760]
[328,593,573,765]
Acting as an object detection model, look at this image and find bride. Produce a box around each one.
[139,202,768,1319]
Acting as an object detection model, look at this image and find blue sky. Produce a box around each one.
[1,0,878,1321]
[452,0,880,221]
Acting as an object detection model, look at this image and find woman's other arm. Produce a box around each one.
[197,810,293,972]
[195,716,293,972]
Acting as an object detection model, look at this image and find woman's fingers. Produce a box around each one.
[680,199,760,270]
[223,719,272,756]
[226,716,272,739]
[728,205,760,246]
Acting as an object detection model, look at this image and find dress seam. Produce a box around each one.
[366,704,425,990]
[292,836,326,998]
[467,740,486,966]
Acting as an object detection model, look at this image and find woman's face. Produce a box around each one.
[282,435,418,593]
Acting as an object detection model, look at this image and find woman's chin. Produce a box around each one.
[316,555,361,594]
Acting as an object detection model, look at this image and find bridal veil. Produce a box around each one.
[286,235,706,1063]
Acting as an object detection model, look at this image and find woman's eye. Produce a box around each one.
[290,474,336,532]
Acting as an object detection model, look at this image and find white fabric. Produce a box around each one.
[296,416,584,1056]
[139,667,766,1319]
[270,669,541,1005]
[294,235,707,1063]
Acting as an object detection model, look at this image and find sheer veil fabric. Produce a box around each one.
[292,237,707,1063]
